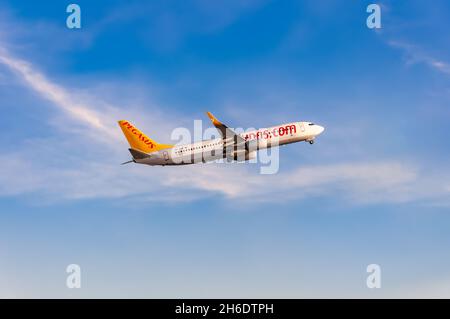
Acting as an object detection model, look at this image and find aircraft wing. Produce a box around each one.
[206,112,248,151]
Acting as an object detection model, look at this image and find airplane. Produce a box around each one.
[118,112,325,166]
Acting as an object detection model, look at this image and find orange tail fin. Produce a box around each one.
[118,120,173,153]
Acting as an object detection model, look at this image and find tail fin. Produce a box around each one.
[118,120,173,153]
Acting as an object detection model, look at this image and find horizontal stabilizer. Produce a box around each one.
[128,148,151,160]
[121,160,135,165]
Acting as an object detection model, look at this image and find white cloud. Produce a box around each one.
[0,49,119,143]
[388,40,450,76]
[0,147,447,206]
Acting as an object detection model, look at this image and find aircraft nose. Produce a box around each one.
[316,125,325,135]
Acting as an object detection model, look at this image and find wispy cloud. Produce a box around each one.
[0,56,101,129]
[388,40,450,76]
[0,48,120,144]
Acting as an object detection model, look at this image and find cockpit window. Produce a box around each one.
[308,123,315,126]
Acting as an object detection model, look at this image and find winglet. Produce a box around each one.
[206,112,222,126]
[205,112,246,150]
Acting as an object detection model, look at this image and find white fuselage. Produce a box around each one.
[135,121,324,166]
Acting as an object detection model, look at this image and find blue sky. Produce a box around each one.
[0,0,450,298]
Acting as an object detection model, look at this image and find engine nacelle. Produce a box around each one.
[232,150,257,162]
